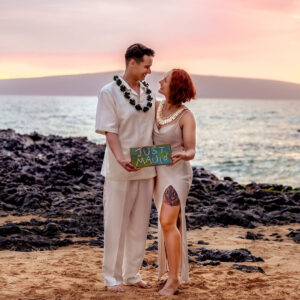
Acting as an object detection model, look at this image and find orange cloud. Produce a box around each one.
[0,53,124,78]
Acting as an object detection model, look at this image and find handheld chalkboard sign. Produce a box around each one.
[130,144,172,167]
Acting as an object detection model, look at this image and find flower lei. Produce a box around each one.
[113,75,153,112]
[156,100,187,126]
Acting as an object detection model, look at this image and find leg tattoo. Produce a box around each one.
[164,185,180,206]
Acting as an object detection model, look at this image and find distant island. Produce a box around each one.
[0,71,300,99]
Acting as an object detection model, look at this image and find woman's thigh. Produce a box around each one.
[160,185,181,227]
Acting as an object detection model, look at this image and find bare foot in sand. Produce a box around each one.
[135,280,152,289]
[156,279,167,287]
[158,278,180,296]
[106,285,125,292]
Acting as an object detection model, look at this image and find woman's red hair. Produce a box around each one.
[169,69,196,105]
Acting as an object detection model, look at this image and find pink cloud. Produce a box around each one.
[0,0,299,83]
[241,0,297,11]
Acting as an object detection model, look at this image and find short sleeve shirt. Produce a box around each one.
[95,77,156,180]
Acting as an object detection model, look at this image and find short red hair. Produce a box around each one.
[169,69,196,105]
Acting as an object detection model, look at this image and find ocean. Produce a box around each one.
[0,95,299,188]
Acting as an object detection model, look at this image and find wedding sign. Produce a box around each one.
[130,144,172,167]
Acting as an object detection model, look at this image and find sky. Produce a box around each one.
[1,0,300,83]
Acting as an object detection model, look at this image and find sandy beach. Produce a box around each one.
[1,222,299,300]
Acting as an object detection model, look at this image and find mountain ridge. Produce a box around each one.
[0,71,299,99]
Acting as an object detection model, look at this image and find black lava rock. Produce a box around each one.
[0,129,299,252]
[142,260,148,267]
[146,241,158,251]
[245,231,264,240]
[0,223,21,236]
[286,229,300,243]
[195,248,264,263]
[199,261,221,266]
[232,264,265,274]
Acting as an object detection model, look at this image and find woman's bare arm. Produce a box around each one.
[172,111,196,164]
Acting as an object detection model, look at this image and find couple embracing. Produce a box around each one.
[95,43,196,296]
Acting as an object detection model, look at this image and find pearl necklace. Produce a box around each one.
[156,100,186,126]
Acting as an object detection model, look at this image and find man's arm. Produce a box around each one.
[95,88,140,172]
[105,132,141,172]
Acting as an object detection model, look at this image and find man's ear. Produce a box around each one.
[129,58,136,67]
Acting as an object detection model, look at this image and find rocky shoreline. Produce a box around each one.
[0,129,299,254]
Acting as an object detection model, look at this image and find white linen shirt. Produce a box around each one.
[95,76,156,180]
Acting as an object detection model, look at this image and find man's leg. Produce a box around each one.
[123,178,154,285]
[102,179,132,288]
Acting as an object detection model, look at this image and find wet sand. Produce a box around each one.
[0,224,299,300]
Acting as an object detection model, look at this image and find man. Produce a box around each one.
[95,43,156,292]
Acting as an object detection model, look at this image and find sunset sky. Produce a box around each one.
[1,0,300,83]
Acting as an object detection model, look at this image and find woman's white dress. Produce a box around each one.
[153,107,193,281]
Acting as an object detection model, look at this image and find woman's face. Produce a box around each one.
[159,72,172,97]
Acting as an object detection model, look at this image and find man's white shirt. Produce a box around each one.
[95,76,156,180]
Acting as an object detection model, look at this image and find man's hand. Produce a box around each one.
[106,132,141,172]
[118,159,142,172]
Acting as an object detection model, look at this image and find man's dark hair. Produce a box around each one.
[125,43,155,65]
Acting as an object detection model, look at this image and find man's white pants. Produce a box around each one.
[102,178,154,286]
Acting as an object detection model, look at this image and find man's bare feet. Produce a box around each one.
[106,285,125,292]
[135,280,152,289]
[158,278,180,296]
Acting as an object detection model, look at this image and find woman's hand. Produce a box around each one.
[171,151,187,165]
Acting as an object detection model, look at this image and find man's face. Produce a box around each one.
[132,55,153,81]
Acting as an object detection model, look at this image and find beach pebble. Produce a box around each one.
[197,240,209,245]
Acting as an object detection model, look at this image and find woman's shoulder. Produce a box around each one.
[179,107,195,126]
[181,105,194,117]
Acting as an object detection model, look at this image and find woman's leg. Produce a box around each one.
[159,185,181,295]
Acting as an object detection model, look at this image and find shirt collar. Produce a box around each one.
[119,76,147,96]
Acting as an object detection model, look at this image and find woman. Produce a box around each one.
[153,69,196,296]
